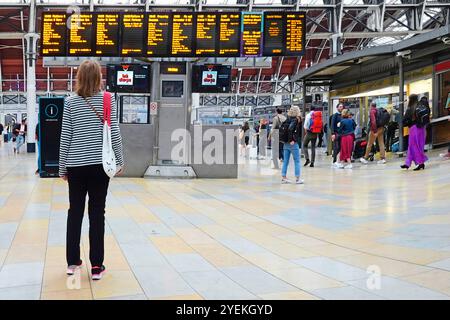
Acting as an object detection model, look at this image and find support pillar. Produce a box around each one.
[398,56,405,153]
[25,0,38,153]
[302,80,307,118]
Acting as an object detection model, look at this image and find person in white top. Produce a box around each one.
[302,106,319,167]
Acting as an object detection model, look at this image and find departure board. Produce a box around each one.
[171,13,194,56]
[285,12,306,56]
[218,13,240,57]
[95,13,120,56]
[41,13,67,56]
[121,13,146,56]
[147,13,171,56]
[241,13,263,57]
[263,13,284,56]
[68,13,94,56]
[40,11,306,58]
[195,13,217,56]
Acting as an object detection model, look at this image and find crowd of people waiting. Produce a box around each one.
[239,93,448,184]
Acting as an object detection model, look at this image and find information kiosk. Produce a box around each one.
[38,97,64,178]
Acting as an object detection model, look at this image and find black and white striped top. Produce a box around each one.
[59,92,124,176]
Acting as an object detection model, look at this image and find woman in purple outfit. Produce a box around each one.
[401,94,428,171]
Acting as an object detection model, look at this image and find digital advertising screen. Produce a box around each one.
[192,65,232,93]
[106,64,151,93]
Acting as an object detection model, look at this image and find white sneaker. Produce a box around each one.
[344,164,353,169]
[377,159,386,164]
[281,178,292,184]
[295,179,304,185]
[335,163,344,169]
[360,158,369,164]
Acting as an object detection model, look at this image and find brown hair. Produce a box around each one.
[76,60,102,98]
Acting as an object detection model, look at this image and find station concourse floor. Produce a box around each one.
[0,143,450,300]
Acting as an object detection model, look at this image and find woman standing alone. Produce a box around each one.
[401,94,428,171]
[59,60,124,280]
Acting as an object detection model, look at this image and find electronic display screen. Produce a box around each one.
[191,65,232,93]
[120,13,146,56]
[285,12,306,56]
[95,13,120,56]
[263,12,284,56]
[41,12,67,56]
[106,64,151,93]
[68,13,94,56]
[171,13,194,56]
[218,13,241,57]
[241,12,263,57]
[40,11,306,58]
[195,13,218,56]
[147,13,171,56]
[162,81,184,98]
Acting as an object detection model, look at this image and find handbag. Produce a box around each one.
[85,92,117,178]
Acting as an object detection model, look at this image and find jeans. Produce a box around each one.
[36,140,40,171]
[281,142,300,177]
[303,131,318,163]
[66,164,110,266]
[16,134,25,151]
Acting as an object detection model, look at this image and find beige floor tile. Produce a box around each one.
[153,294,204,300]
[0,249,7,266]
[172,228,217,245]
[410,214,450,225]
[191,243,250,267]
[150,236,194,254]
[241,252,300,272]
[308,244,359,258]
[45,246,68,267]
[336,253,432,277]
[401,269,450,296]
[12,230,48,246]
[41,289,93,300]
[362,244,450,265]
[259,291,320,300]
[90,270,144,299]
[42,266,91,292]
[5,244,46,264]
[269,267,344,291]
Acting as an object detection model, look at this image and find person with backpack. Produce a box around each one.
[280,106,304,184]
[331,103,344,166]
[270,108,286,168]
[360,102,387,164]
[401,94,429,171]
[302,106,322,167]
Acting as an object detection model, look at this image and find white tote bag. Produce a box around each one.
[86,92,117,178]
[101,92,117,178]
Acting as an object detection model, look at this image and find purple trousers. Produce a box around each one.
[405,125,428,166]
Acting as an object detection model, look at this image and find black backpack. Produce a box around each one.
[376,108,390,128]
[415,103,430,128]
[279,118,292,143]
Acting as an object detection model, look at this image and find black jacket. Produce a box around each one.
[286,117,302,144]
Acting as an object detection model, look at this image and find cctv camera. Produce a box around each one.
[396,50,412,57]
[442,37,450,45]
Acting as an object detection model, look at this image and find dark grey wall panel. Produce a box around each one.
[120,124,154,177]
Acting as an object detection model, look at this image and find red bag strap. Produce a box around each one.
[103,91,112,127]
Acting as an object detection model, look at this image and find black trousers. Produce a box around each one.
[386,122,398,152]
[332,136,341,163]
[66,164,110,267]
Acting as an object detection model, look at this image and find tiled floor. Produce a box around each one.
[1,142,450,300]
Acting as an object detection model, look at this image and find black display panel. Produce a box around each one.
[263,12,284,56]
[285,12,306,56]
[147,13,171,56]
[191,65,232,93]
[218,13,241,57]
[195,13,218,56]
[171,13,194,56]
[120,13,146,56]
[162,81,184,98]
[241,12,263,57]
[40,11,306,58]
[41,12,67,56]
[68,13,94,56]
[95,13,120,56]
[39,97,64,177]
[106,64,151,93]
